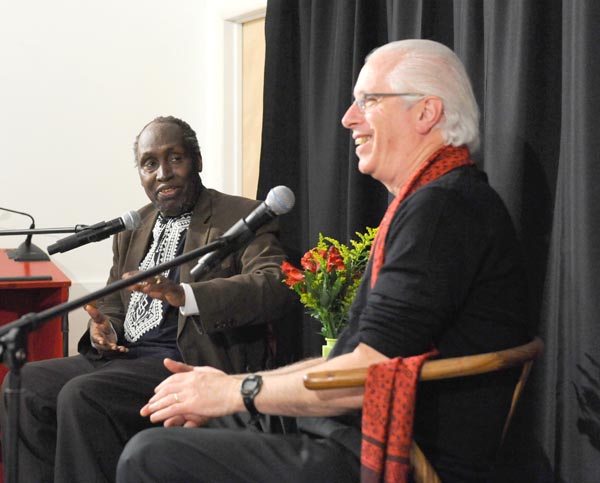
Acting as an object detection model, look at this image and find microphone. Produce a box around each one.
[47,211,142,255]
[0,206,50,261]
[190,185,295,280]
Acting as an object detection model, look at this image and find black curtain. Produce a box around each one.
[258,0,600,480]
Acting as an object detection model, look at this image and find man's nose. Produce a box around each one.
[156,161,173,180]
[341,101,361,129]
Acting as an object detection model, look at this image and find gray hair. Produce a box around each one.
[368,39,480,152]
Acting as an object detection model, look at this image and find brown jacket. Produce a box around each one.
[78,187,291,373]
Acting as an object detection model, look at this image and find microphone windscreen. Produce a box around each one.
[266,186,295,215]
[121,210,142,230]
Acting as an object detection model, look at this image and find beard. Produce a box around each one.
[154,179,202,217]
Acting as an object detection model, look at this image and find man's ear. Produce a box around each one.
[196,155,203,173]
[415,96,444,135]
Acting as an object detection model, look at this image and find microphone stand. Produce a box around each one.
[0,207,55,262]
[6,233,49,261]
[0,225,89,262]
[0,227,89,236]
[0,236,230,483]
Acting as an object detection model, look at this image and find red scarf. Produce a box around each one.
[360,351,436,483]
[370,145,473,288]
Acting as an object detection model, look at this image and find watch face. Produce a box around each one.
[241,376,259,395]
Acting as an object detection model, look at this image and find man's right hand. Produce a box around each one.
[84,304,129,354]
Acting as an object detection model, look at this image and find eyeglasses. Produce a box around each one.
[354,92,424,111]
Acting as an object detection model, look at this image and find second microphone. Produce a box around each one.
[47,211,142,255]
[190,185,295,279]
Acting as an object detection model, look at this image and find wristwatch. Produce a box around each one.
[240,374,263,420]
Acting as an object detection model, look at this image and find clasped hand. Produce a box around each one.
[140,359,239,428]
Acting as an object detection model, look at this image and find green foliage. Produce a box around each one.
[281,227,377,339]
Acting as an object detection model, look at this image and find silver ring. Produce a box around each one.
[155,275,163,285]
[173,393,180,403]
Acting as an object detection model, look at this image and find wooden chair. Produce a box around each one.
[303,337,544,483]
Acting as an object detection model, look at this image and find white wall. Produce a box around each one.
[0,0,266,354]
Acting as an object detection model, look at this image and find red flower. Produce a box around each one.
[326,246,345,272]
[281,262,305,287]
[300,249,322,272]
[279,228,377,340]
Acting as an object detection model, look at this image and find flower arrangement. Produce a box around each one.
[281,227,377,339]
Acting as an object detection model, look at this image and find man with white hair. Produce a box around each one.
[117,40,530,483]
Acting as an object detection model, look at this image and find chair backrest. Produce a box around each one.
[303,337,544,483]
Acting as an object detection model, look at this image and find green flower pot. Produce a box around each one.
[322,337,337,358]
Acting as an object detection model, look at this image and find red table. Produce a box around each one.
[0,249,71,383]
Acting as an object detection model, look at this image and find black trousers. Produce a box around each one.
[117,422,360,483]
[0,354,171,483]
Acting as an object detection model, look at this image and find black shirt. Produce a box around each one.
[298,166,530,482]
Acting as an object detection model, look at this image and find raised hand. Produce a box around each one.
[123,271,186,307]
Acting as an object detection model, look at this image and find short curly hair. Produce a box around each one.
[133,116,202,165]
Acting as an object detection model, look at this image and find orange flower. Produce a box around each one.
[326,246,345,272]
[300,249,323,272]
[281,262,305,287]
